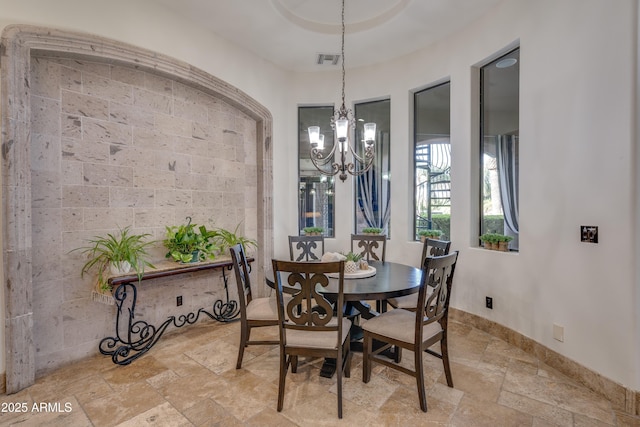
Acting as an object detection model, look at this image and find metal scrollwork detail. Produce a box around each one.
[100,262,247,365]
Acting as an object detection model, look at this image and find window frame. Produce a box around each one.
[413,81,452,241]
[297,105,336,238]
[478,47,520,251]
[353,98,391,236]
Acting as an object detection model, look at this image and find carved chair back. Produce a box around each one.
[288,235,325,261]
[350,234,386,262]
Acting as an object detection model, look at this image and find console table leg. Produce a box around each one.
[210,266,240,322]
[99,283,172,365]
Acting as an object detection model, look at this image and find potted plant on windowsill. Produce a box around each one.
[303,226,323,236]
[71,226,156,292]
[480,233,513,251]
[479,233,497,250]
[362,227,383,235]
[418,229,443,242]
[495,234,514,251]
[163,217,218,263]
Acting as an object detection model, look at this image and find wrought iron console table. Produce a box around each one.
[99,256,253,365]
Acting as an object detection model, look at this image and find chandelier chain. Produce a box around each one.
[341,0,346,108]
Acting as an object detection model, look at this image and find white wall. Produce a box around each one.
[0,0,638,391]
[287,0,639,390]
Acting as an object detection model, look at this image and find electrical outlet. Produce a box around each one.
[177,296,183,306]
[553,324,564,342]
[580,226,598,243]
[485,296,493,309]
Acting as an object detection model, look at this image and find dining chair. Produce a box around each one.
[288,235,325,261]
[362,251,459,412]
[230,244,280,369]
[350,233,386,262]
[271,259,352,418]
[387,238,452,310]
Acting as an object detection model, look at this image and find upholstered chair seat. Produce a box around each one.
[286,317,351,349]
[362,309,441,343]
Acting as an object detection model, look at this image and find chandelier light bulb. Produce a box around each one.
[308,126,320,146]
[364,123,376,145]
[335,118,349,143]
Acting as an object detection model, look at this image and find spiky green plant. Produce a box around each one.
[72,226,155,291]
[341,251,363,263]
[208,222,258,255]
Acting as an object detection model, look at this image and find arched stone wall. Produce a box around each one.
[0,25,273,393]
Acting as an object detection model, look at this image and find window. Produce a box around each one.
[480,48,520,250]
[414,82,451,240]
[354,99,391,235]
[298,106,335,237]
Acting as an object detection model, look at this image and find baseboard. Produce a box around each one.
[449,308,638,417]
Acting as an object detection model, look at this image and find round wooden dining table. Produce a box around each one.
[265,260,423,302]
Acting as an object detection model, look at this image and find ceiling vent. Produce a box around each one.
[316,53,340,65]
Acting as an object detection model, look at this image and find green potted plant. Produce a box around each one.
[209,222,258,256]
[479,233,495,249]
[418,229,443,242]
[362,227,383,235]
[479,233,513,251]
[303,226,324,236]
[341,251,364,274]
[163,217,218,263]
[72,226,155,292]
[495,234,514,252]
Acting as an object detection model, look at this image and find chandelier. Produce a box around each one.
[308,0,376,182]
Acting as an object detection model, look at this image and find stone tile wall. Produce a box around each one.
[29,55,258,375]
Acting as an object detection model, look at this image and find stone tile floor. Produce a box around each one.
[0,318,638,426]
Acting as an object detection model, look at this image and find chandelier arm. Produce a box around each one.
[346,142,374,164]
[345,158,375,177]
[310,154,341,177]
[310,138,340,166]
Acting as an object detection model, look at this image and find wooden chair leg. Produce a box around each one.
[337,355,343,419]
[277,351,287,412]
[363,333,372,383]
[344,347,352,378]
[291,355,298,373]
[415,345,427,412]
[441,335,454,387]
[236,323,248,369]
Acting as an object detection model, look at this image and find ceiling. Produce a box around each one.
[154,0,504,72]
